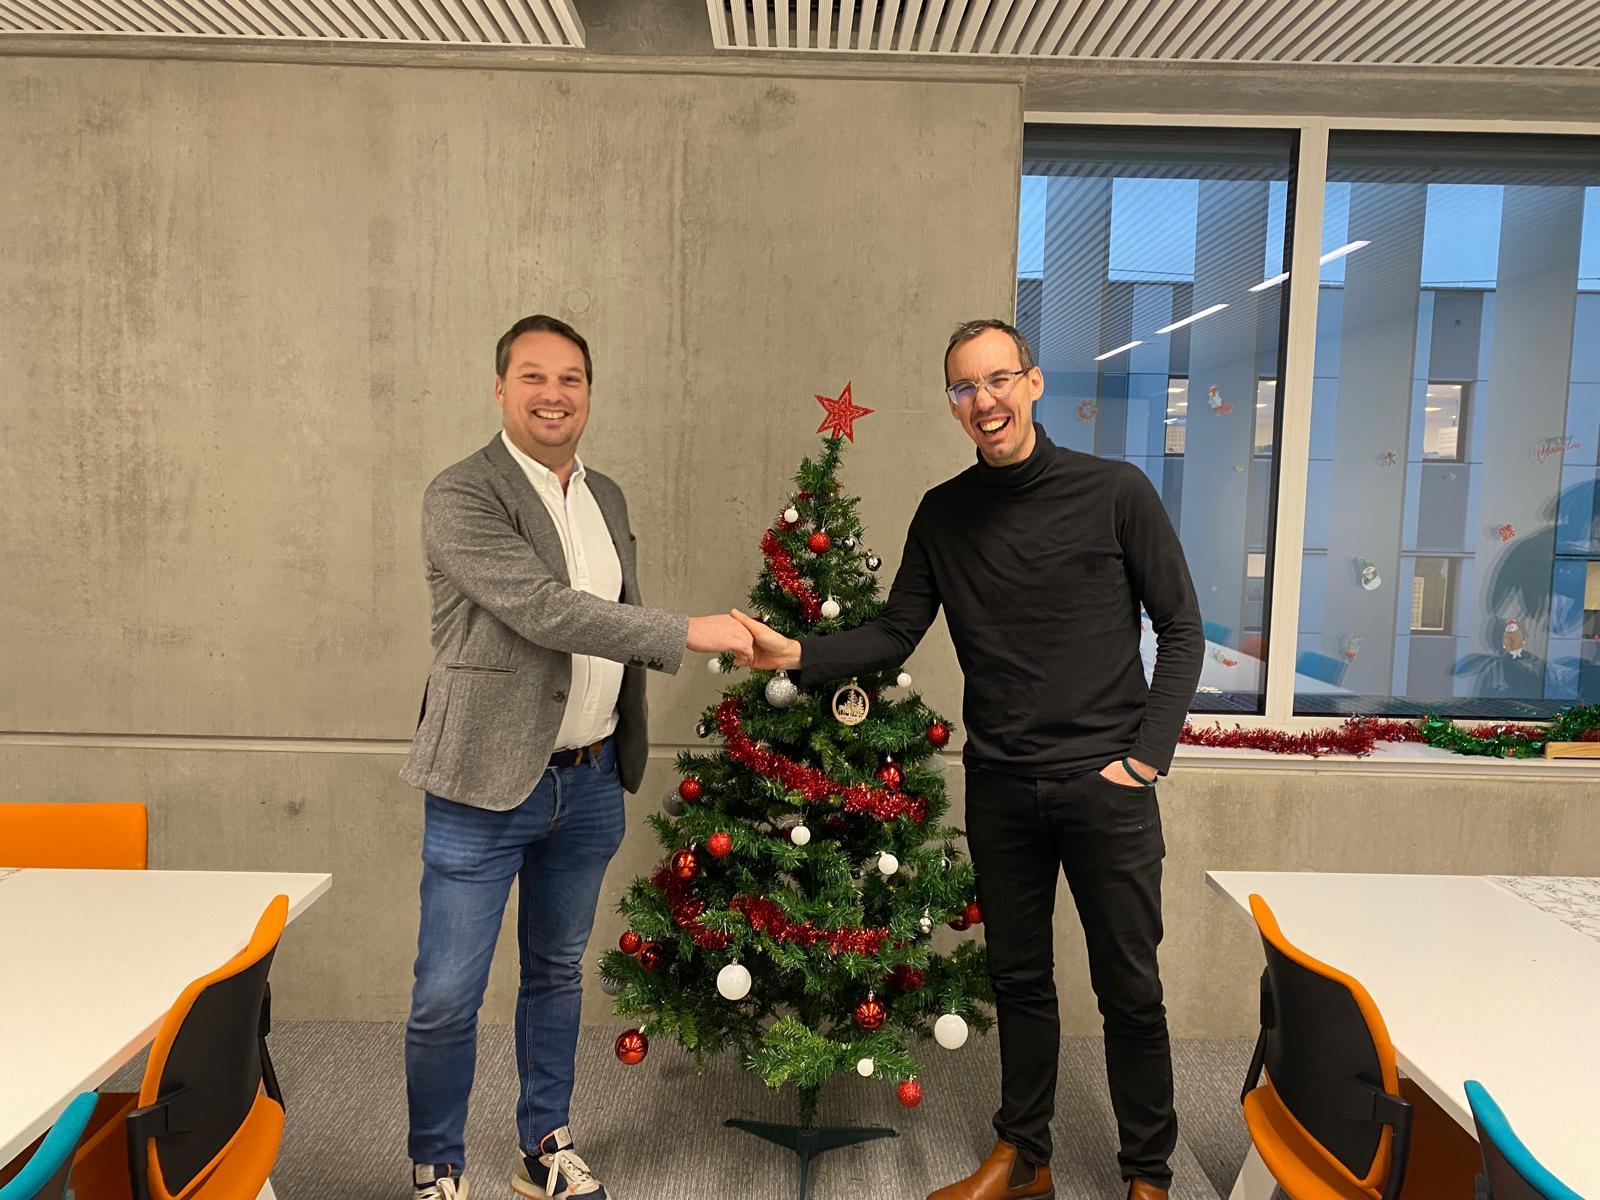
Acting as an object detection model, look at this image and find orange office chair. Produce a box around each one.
[1239,893,1414,1200]
[76,895,289,1200]
[0,803,148,869]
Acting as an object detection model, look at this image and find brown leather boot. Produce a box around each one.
[1127,1180,1169,1200]
[926,1140,1054,1200]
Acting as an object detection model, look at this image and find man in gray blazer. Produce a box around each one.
[401,314,751,1200]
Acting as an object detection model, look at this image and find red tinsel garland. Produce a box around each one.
[716,698,914,821]
[650,871,888,957]
[760,529,823,623]
[1178,717,1425,757]
[652,866,731,950]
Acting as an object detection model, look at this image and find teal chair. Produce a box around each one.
[0,1093,98,1200]
[1464,1081,1583,1200]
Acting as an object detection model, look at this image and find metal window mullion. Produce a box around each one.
[1263,122,1328,723]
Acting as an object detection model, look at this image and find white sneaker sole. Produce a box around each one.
[510,1164,610,1200]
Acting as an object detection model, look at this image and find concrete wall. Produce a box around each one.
[4,49,1600,1041]
[5,741,1599,1037]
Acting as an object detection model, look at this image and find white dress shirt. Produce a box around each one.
[501,431,625,751]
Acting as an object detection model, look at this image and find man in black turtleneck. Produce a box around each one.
[732,319,1203,1200]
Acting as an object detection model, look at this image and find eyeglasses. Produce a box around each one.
[946,368,1031,407]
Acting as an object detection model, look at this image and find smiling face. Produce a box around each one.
[494,330,591,469]
[945,327,1043,467]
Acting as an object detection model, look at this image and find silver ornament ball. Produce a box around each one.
[765,672,799,708]
[866,555,883,571]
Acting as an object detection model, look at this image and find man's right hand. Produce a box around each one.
[687,614,755,660]
[730,609,802,671]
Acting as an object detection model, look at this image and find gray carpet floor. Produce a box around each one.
[152,1022,1251,1200]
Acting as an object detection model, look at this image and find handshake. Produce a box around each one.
[686,610,802,672]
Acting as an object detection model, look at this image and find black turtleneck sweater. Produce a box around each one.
[797,425,1203,778]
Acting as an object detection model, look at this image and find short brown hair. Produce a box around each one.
[496,314,593,381]
[944,318,1036,381]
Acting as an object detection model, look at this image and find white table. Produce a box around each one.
[1206,872,1600,1199]
[0,869,331,1172]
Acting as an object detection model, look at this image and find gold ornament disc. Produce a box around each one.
[832,679,870,726]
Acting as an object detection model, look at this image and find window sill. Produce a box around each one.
[1173,740,1600,780]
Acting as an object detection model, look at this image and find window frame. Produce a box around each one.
[1021,111,1600,733]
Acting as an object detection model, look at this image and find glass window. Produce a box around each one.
[1296,131,1600,718]
[1020,125,1298,714]
[1423,383,1466,460]
[1411,556,1455,632]
[1166,377,1188,455]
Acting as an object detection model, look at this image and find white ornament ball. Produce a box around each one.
[919,912,933,934]
[857,1057,875,1078]
[708,656,728,675]
[896,671,913,688]
[717,961,752,1001]
[765,672,799,709]
[790,824,812,847]
[934,1012,970,1051]
[820,598,841,620]
[783,506,800,524]
[877,851,900,877]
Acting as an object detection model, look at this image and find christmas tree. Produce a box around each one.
[601,392,993,1139]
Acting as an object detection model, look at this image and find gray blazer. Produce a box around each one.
[401,435,690,810]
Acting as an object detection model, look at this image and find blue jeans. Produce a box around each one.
[405,740,625,1173]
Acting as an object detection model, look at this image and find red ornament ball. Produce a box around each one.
[853,995,887,1032]
[677,777,703,803]
[637,942,665,972]
[877,762,904,789]
[671,848,700,881]
[707,832,733,859]
[897,1079,923,1108]
[807,531,832,554]
[890,964,925,992]
[948,913,972,932]
[926,722,950,748]
[618,930,643,955]
[614,1028,649,1066]
[964,902,983,926]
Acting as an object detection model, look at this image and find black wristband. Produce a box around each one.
[1122,757,1157,787]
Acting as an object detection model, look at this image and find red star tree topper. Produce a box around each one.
[815,382,874,442]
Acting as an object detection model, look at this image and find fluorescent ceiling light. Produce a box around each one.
[1163,418,1179,425]
[1156,304,1228,334]
[1425,406,1442,412]
[1319,240,1370,264]
[1250,272,1290,292]
[1095,340,1142,361]
[1167,385,1185,393]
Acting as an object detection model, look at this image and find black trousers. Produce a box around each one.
[965,763,1175,1187]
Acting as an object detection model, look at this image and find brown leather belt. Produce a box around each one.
[550,739,607,768]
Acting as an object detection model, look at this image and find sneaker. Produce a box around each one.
[413,1163,468,1200]
[511,1126,608,1198]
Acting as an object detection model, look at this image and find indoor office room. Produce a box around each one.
[1,3,1596,1200]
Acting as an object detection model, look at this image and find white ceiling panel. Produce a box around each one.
[0,0,584,44]
[707,0,1600,68]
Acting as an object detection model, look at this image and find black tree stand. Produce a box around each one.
[726,1087,896,1200]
